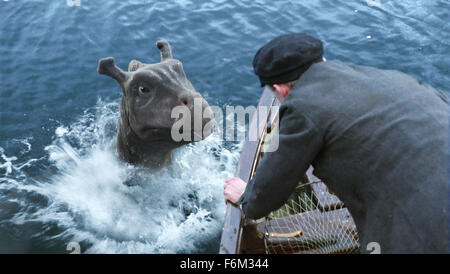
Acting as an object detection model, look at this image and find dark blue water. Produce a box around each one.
[0,0,449,253]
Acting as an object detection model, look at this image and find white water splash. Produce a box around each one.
[1,99,241,253]
[0,148,17,175]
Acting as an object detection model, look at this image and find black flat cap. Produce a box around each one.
[253,33,323,87]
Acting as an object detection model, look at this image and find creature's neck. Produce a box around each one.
[117,130,173,168]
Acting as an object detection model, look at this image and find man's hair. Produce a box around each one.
[267,79,298,91]
[286,80,297,88]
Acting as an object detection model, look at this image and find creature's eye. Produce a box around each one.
[138,86,150,95]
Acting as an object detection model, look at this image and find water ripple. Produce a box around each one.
[0,0,449,253]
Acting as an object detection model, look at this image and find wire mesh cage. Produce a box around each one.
[262,181,360,254]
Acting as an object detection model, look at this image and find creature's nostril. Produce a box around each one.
[179,95,191,106]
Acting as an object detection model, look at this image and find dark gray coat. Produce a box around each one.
[237,61,448,253]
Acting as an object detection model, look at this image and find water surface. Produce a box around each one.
[0,0,448,253]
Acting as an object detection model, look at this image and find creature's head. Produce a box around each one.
[98,40,213,151]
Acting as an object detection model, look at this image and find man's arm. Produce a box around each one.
[234,101,324,219]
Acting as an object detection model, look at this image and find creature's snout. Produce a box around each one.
[173,93,214,142]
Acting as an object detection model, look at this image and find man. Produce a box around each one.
[224,33,448,253]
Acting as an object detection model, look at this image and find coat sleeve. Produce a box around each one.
[236,101,324,219]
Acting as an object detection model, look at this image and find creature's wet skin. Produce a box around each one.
[98,40,213,167]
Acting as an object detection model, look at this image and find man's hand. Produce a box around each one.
[224,177,247,204]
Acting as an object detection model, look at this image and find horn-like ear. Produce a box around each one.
[128,59,143,72]
[156,40,173,61]
[97,57,128,83]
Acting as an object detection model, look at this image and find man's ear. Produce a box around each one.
[273,84,291,98]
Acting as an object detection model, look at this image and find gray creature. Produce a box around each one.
[98,40,213,167]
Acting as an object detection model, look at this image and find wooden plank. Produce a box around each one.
[219,87,276,254]
[219,204,244,254]
[306,167,344,211]
[239,87,276,181]
[240,220,266,254]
